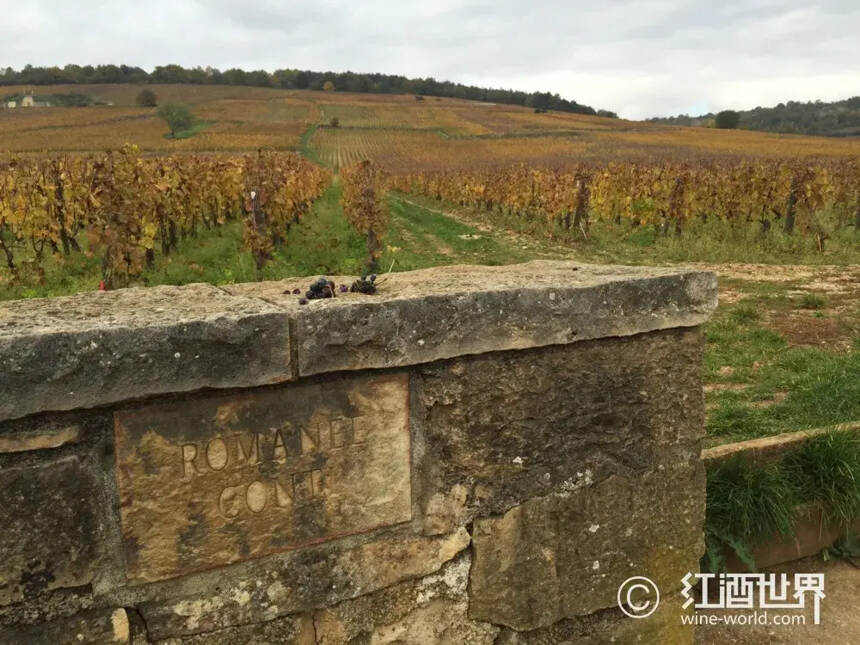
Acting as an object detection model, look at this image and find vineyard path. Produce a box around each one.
[388,194,860,300]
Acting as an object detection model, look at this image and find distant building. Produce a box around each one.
[17,94,51,108]
[2,93,53,109]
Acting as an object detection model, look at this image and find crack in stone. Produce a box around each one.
[126,606,150,643]
[311,610,321,644]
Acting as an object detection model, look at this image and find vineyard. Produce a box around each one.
[0,146,329,288]
[389,158,860,246]
[3,84,859,161]
[311,128,392,169]
[0,84,859,300]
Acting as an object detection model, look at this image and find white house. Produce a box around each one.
[11,94,52,108]
[3,94,53,109]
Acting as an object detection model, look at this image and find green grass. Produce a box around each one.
[707,346,860,442]
[703,295,860,444]
[705,457,800,571]
[704,303,787,384]
[787,430,860,526]
[799,292,827,310]
[299,124,325,166]
[582,217,860,265]
[704,428,860,571]
[143,182,369,285]
[0,247,104,300]
[166,120,212,140]
[404,194,860,265]
[382,196,534,271]
[759,350,860,425]
[727,302,760,324]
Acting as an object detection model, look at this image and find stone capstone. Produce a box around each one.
[0,262,716,423]
[0,283,292,422]
[226,261,717,377]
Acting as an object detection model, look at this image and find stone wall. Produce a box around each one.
[0,261,717,644]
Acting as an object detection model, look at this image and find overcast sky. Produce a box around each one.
[1,0,857,119]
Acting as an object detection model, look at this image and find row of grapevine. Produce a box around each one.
[341,160,389,271]
[241,151,331,277]
[0,146,330,287]
[389,158,860,242]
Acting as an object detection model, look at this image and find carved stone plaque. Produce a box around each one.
[114,372,411,583]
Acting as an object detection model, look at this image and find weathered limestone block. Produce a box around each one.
[226,261,717,376]
[137,528,471,639]
[0,607,133,645]
[422,483,470,536]
[0,284,291,422]
[0,409,107,457]
[413,328,705,534]
[494,596,693,645]
[156,614,316,645]
[0,457,101,605]
[469,466,703,630]
[0,585,95,631]
[314,553,498,644]
[114,372,411,583]
[0,424,81,454]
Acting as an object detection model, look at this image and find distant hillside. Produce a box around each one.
[0,64,616,118]
[649,97,860,138]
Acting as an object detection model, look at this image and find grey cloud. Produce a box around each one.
[0,0,857,118]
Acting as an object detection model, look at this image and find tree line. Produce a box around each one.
[0,64,616,118]
[648,97,860,138]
